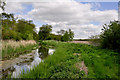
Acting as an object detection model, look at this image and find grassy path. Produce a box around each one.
[20,40,119,78]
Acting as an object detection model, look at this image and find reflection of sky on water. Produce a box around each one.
[11,49,42,78]
[49,49,55,55]
[11,48,55,78]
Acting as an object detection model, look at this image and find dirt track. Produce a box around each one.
[70,41,91,45]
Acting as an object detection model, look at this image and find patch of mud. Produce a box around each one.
[75,61,88,75]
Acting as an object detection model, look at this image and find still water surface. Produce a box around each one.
[1,46,55,78]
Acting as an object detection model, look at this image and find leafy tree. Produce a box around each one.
[57,29,65,35]
[100,21,120,51]
[0,0,6,11]
[1,12,38,41]
[33,31,39,41]
[38,24,52,40]
[61,29,74,42]
[47,33,62,41]
[61,31,69,42]
[68,29,74,41]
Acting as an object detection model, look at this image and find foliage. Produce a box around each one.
[1,12,39,41]
[61,31,69,41]
[38,24,52,40]
[56,29,65,35]
[100,21,120,51]
[61,29,74,42]
[38,25,74,42]
[21,41,119,78]
[47,34,62,41]
[0,0,6,11]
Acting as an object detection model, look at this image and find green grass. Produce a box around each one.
[20,40,119,79]
[2,42,38,60]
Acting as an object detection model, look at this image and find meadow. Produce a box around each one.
[20,40,119,79]
[2,40,38,60]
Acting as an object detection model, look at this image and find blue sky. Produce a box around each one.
[22,2,118,14]
[81,2,118,11]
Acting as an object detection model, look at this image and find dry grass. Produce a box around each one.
[2,40,36,50]
[2,40,37,60]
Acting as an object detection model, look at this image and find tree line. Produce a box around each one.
[1,13,39,41]
[38,24,74,42]
[1,12,74,42]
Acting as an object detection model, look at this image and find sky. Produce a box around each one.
[1,0,119,39]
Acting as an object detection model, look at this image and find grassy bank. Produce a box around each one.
[21,40,119,78]
[2,40,38,60]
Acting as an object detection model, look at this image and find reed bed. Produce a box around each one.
[2,40,38,60]
[2,40,36,49]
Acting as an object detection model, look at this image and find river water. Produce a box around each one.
[1,46,55,78]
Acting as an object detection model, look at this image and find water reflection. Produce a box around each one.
[2,46,55,78]
[38,46,49,59]
[11,49,42,78]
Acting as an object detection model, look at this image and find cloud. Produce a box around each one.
[4,2,25,13]
[26,0,117,38]
[3,0,118,39]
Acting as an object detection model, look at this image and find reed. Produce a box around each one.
[2,40,38,60]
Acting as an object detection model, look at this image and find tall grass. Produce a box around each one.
[2,40,38,60]
[20,41,119,79]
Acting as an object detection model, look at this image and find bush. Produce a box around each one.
[100,21,120,51]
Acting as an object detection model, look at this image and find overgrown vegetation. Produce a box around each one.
[89,21,120,51]
[1,13,39,41]
[100,21,120,51]
[2,40,38,60]
[20,41,119,79]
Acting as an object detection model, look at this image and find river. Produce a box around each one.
[1,46,55,78]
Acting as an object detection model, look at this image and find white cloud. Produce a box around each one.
[26,0,117,38]
[5,2,25,13]
[3,0,118,39]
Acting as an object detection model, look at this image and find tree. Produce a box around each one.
[61,31,69,42]
[1,12,37,41]
[58,29,74,42]
[68,29,74,41]
[100,21,120,51]
[0,0,6,11]
[47,33,62,41]
[57,29,65,35]
[38,24,52,40]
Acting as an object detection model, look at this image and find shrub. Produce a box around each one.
[100,21,120,51]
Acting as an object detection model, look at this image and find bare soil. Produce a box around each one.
[75,61,88,75]
[70,41,91,45]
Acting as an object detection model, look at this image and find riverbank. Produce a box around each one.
[20,40,119,78]
[2,40,38,60]
[1,46,55,78]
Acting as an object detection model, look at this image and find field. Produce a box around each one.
[20,40,119,79]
